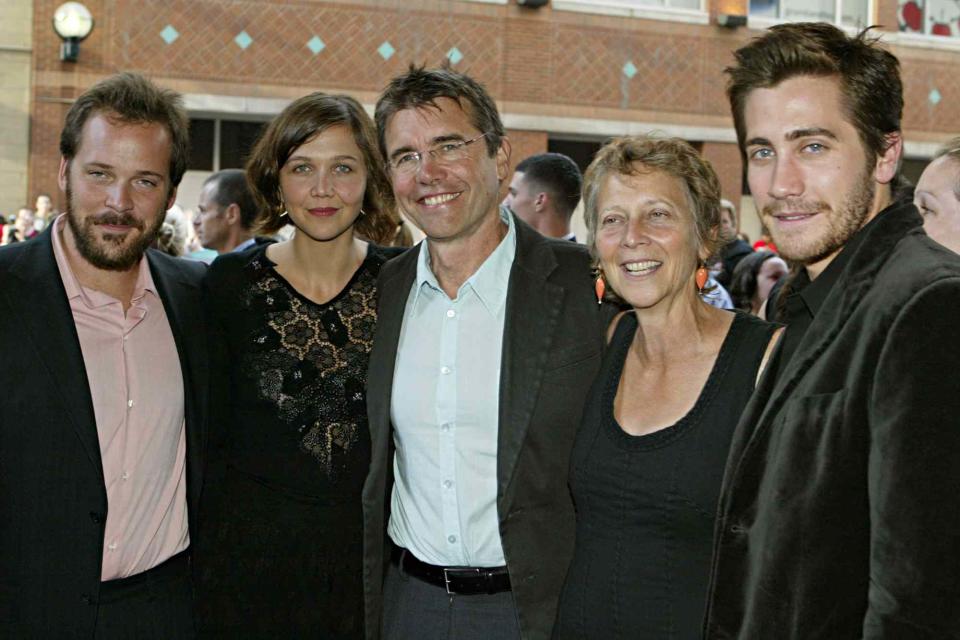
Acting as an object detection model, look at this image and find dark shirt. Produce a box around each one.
[769,212,878,383]
[718,239,753,288]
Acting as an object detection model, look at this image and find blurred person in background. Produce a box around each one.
[715,198,753,287]
[194,169,259,254]
[729,250,788,315]
[502,152,582,241]
[156,204,191,257]
[915,137,960,254]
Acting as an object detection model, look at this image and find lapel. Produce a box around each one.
[367,246,419,455]
[727,203,924,479]
[497,218,564,493]
[3,228,103,482]
[147,250,207,507]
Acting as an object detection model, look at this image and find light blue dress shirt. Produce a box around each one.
[388,209,517,567]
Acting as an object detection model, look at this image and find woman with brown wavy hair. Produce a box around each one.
[195,92,407,638]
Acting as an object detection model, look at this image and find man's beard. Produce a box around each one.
[761,164,875,266]
[65,179,166,271]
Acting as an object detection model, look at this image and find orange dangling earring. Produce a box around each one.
[695,265,709,293]
[595,275,606,305]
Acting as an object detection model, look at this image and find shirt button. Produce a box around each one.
[108,542,118,551]
[446,309,456,318]
[447,535,457,544]
[121,471,129,481]
[440,366,451,375]
[127,399,134,408]
[729,524,747,535]
[441,423,451,432]
[443,480,453,489]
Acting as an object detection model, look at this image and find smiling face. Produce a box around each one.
[915,155,960,254]
[595,167,702,311]
[743,75,895,277]
[58,112,174,271]
[278,124,367,243]
[383,97,509,245]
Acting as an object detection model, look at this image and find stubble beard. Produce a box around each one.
[65,178,167,271]
[762,164,876,266]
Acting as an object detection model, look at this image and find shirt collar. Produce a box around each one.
[51,214,157,309]
[412,207,517,314]
[231,237,257,252]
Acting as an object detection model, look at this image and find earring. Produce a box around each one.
[695,265,708,293]
[595,275,606,305]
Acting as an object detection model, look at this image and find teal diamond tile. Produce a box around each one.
[378,41,395,61]
[234,30,253,50]
[622,61,638,79]
[446,47,463,65]
[307,35,326,55]
[929,88,942,105]
[160,25,179,45]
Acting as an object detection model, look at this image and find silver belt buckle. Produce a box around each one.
[443,567,481,595]
[443,567,454,595]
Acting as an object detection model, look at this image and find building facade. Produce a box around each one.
[22,0,960,239]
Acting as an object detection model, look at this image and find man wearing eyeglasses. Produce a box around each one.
[362,66,608,640]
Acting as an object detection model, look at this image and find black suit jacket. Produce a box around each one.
[0,227,209,637]
[704,202,960,639]
[362,216,608,640]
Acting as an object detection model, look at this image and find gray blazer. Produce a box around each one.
[0,227,209,637]
[362,216,607,640]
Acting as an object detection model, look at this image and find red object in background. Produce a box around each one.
[931,21,952,36]
[753,240,778,253]
[901,1,923,30]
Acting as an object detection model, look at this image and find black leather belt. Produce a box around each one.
[392,546,512,595]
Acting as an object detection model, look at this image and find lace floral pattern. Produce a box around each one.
[238,251,382,476]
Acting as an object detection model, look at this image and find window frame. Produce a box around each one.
[552,0,710,26]
[893,0,960,48]
[747,0,874,31]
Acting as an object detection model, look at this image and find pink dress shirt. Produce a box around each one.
[52,216,189,580]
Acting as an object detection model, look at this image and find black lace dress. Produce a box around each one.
[195,243,402,639]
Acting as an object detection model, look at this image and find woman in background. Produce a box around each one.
[195,92,406,638]
[555,136,779,640]
[729,250,788,315]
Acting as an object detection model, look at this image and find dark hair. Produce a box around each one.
[246,92,401,244]
[933,136,960,201]
[60,72,190,192]
[726,23,902,163]
[375,65,505,159]
[203,169,258,230]
[514,153,582,219]
[729,250,778,312]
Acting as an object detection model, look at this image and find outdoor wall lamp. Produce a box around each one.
[716,0,748,27]
[53,2,94,62]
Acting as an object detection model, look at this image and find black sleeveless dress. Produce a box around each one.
[555,311,776,640]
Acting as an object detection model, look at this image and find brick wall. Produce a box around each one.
[29,0,960,211]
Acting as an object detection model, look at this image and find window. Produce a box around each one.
[553,0,708,23]
[899,0,960,38]
[750,0,868,28]
[186,117,269,172]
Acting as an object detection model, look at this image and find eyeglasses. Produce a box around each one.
[387,132,489,176]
